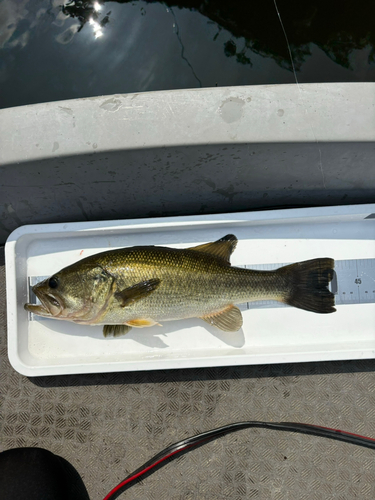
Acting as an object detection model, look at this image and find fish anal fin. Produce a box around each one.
[103,324,132,337]
[188,234,238,264]
[201,305,243,332]
[126,319,161,328]
[115,278,161,307]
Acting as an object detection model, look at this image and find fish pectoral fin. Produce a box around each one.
[115,278,161,307]
[188,234,238,264]
[201,305,243,332]
[103,324,132,337]
[126,319,161,328]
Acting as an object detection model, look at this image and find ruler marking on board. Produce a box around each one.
[28,259,375,320]
[355,260,362,302]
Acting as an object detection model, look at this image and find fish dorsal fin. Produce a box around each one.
[201,305,243,332]
[188,234,238,264]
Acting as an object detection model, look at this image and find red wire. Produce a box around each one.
[102,445,194,500]
[102,424,375,500]
[307,424,375,442]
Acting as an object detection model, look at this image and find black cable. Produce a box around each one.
[103,421,375,499]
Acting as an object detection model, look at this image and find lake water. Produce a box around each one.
[0,0,374,108]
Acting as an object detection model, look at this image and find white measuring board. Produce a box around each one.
[28,258,375,319]
[7,204,375,376]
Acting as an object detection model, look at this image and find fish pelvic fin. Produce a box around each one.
[201,304,243,332]
[126,318,161,328]
[115,278,161,307]
[278,258,336,313]
[103,324,132,337]
[188,234,238,264]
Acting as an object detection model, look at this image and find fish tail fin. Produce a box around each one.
[278,258,336,313]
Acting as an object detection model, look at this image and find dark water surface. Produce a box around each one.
[0,0,374,109]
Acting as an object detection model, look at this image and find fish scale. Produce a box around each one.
[29,258,374,319]
[24,235,336,334]
[25,248,337,332]
[90,247,284,323]
[25,242,287,331]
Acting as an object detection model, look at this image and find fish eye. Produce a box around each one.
[49,276,59,289]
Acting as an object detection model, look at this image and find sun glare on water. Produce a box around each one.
[89,17,103,38]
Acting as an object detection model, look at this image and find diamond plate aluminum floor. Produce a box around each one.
[2,245,375,499]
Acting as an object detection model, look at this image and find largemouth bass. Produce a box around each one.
[24,235,335,336]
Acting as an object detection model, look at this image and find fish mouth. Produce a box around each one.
[24,302,52,316]
[24,287,63,317]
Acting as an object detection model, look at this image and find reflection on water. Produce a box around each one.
[63,0,109,38]
[0,0,374,108]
